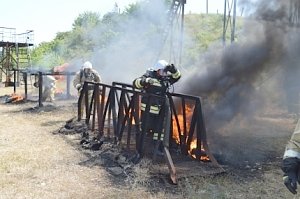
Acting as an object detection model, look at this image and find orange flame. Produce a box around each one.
[8,93,24,103]
[189,139,210,161]
[172,105,210,161]
[55,88,64,94]
[53,63,70,80]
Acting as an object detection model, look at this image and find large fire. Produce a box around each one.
[172,105,210,161]
[52,63,71,96]
[53,63,70,80]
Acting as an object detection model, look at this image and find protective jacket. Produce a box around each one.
[73,69,101,90]
[35,75,56,102]
[133,68,181,114]
[73,68,101,118]
[282,119,300,194]
[284,119,300,160]
[133,66,181,143]
[44,75,56,88]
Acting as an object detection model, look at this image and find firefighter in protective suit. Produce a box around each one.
[34,75,56,102]
[73,61,101,117]
[133,60,181,155]
[282,119,300,195]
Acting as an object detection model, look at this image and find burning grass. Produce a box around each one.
[0,93,25,104]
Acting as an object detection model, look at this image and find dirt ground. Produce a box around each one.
[0,86,298,199]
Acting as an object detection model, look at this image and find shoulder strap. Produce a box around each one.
[80,69,84,82]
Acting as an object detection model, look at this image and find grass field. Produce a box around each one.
[0,85,297,199]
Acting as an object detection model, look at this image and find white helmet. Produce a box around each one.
[153,60,168,71]
[82,61,93,69]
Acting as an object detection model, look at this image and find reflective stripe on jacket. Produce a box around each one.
[133,68,181,114]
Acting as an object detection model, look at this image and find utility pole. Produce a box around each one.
[289,0,300,25]
[231,0,237,43]
[206,0,208,14]
[222,0,227,45]
[222,0,238,46]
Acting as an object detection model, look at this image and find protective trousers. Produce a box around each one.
[141,108,165,142]
[42,86,55,102]
[79,90,93,118]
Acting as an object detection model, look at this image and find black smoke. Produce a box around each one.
[178,0,300,166]
[179,0,293,128]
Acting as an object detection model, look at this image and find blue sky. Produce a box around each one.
[0,0,225,45]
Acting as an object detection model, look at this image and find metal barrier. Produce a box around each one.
[19,70,75,106]
[78,81,222,183]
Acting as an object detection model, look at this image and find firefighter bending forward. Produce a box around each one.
[34,75,57,102]
[43,75,57,102]
[133,60,181,155]
[282,119,300,195]
[73,61,101,117]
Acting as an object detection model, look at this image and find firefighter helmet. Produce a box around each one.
[153,60,168,71]
[82,61,93,69]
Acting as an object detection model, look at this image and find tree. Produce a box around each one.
[72,11,100,29]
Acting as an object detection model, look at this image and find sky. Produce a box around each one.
[0,0,226,45]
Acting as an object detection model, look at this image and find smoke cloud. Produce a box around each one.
[45,0,300,166]
[65,0,170,85]
[176,0,300,166]
[179,0,291,126]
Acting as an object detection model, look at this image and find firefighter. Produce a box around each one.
[73,61,101,117]
[282,118,300,195]
[133,60,181,155]
[34,75,56,102]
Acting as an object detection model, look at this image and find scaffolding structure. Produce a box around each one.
[0,27,34,86]
[157,0,186,67]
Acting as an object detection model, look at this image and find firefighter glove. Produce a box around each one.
[76,84,82,91]
[165,64,177,73]
[282,157,300,194]
[141,77,155,86]
[145,77,155,84]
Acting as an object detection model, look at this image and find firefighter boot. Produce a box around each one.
[153,140,164,157]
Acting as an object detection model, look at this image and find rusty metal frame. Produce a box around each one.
[16,70,75,106]
[78,81,223,183]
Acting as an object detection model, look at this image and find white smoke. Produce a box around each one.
[78,0,170,85]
